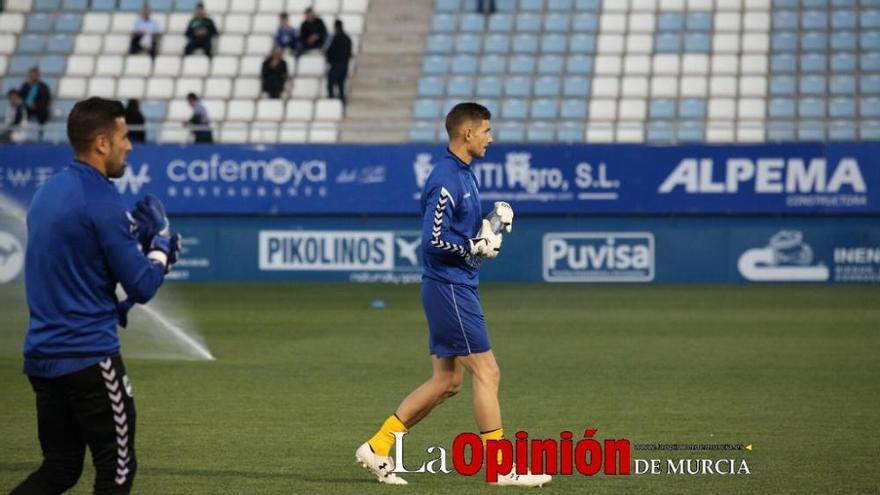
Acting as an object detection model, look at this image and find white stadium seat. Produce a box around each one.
[182,56,210,77]
[168,100,192,121]
[256,100,285,121]
[679,76,707,98]
[297,55,325,77]
[230,0,257,12]
[82,13,110,34]
[203,0,230,13]
[252,15,277,34]
[103,34,130,55]
[5,0,33,12]
[218,34,245,56]
[285,99,314,121]
[0,34,16,54]
[650,76,678,98]
[88,77,116,98]
[153,56,182,77]
[342,0,369,14]
[246,34,273,56]
[260,0,285,11]
[710,76,737,97]
[168,13,191,33]
[175,78,204,98]
[238,56,263,77]
[220,123,249,144]
[652,54,679,75]
[738,98,765,120]
[124,56,153,77]
[308,122,338,143]
[67,55,96,77]
[95,55,124,76]
[225,14,252,34]
[315,100,343,121]
[204,78,233,99]
[708,98,735,120]
[250,122,279,143]
[211,56,240,77]
[618,99,647,120]
[74,34,102,55]
[233,77,261,98]
[203,100,227,121]
[146,78,175,99]
[338,14,364,34]
[592,77,620,98]
[0,14,24,34]
[739,76,767,97]
[589,99,617,120]
[160,34,187,55]
[117,78,146,99]
[291,78,320,98]
[623,55,651,75]
[111,13,138,34]
[158,124,189,144]
[227,100,255,121]
[58,77,87,99]
[279,123,308,143]
[681,54,709,75]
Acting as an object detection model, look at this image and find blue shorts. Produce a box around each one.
[421,277,491,357]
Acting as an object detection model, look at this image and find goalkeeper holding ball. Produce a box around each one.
[12,97,180,495]
[356,102,550,487]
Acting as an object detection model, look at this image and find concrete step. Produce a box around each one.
[345,101,411,119]
[340,128,409,143]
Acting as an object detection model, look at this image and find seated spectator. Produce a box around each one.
[275,12,298,54]
[477,0,496,14]
[0,89,26,143]
[125,99,146,143]
[185,93,212,143]
[325,20,352,106]
[19,67,51,126]
[129,5,161,59]
[261,46,289,99]
[297,7,327,57]
[184,3,219,58]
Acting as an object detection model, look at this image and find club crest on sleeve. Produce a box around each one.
[126,212,138,237]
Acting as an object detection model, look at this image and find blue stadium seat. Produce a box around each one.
[655,33,681,53]
[432,14,457,33]
[772,33,798,52]
[801,32,827,52]
[520,0,544,10]
[414,99,442,120]
[476,76,503,97]
[460,14,485,33]
[512,34,539,53]
[798,120,825,141]
[496,0,518,13]
[831,11,857,29]
[477,98,499,117]
[658,13,684,31]
[566,54,593,74]
[799,98,826,118]
[90,0,116,10]
[537,55,564,74]
[46,35,74,54]
[484,34,509,54]
[423,55,450,75]
[508,54,536,74]
[569,33,596,53]
[560,99,587,119]
[427,35,453,54]
[770,76,796,95]
[38,55,65,76]
[544,13,570,32]
[828,121,857,141]
[541,34,567,54]
[501,98,529,119]
[800,75,826,95]
[480,55,507,74]
[18,35,46,53]
[562,75,590,97]
[41,77,58,96]
[451,55,478,74]
[861,75,880,93]
[26,14,53,33]
[861,97,880,117]
[527,122,556,143]
[862,32,880,50]
[516,13,541,32]
[649,99,675,119]
[677,122,704,143]
[830,75,857,95]
[832,53,857,72]
[499,121,526,142]
[860,121,880,140]
[571,13,598,32]
[547,0,573,10]
[531,99,558,119]
[119,0,145,10]
[831,0,857,6]
[557,122,585,142]
[488,14,514,32]
[772,11,798,30]
[56,14,82,33]
[829,98,856,118]
[863,10,880,28]
[800,54,826,72]
[686,12,712,31]
[861,53,880,71]
[52,99,77,120]
[534,76,561,97]
[418,77,444,97]
[176,0,199,11]
[684,33,710,53]
[771,54,798,72]
[456,34,482,54]
[679,99,706,119]
[34,0,61,10]
[149,0,173,10]
[10,56,37,75]
[61,0,88,10]
[505,76,532,96]
[831,32,857,51]
[767,121,796,141]
[647,122,674,143]
[410,122,437,142]
[574,0,600,10]
[802,0,829,7]
[447,76,475,97]
[769,98,796,118]
[801,11,827,30]
[436,0,461,11]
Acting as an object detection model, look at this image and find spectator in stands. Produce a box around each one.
[184,3,219,58]
[297,7,327,57]
[1,89,26,144]
[275,12,298,54]
[185,93,213,143]
[125,99,146,143]
[477,0,496,14]
[129,5,161,59]
[261,46,289,99]
[325,19,352,106]
[19,67,51,126]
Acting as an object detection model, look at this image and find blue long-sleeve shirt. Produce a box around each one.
[23,160,165,378]
[420,149,482,288]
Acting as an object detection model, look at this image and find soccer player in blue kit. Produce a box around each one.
[356,103,551,487]
[11,97,180,495]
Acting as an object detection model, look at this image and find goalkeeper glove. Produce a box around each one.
[469,219,502,259]
[132,194,170,252]
[487,201,514,234]
[147,232,182,274]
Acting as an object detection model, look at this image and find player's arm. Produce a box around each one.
[423,177,470,257]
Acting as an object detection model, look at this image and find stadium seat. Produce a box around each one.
[560,99,588,119]
[488,13,514,32]
[498,121,525,141]
[427,34,453,54]
[544,13,569,32]
[480,55,506,74]
[534,76,561,96]
[476,76,503,97]
[502,98,528,119]
[447,76,474,97]
[18,34,46,53]
[563,76,590,97]
[286,99,315,121]
[456,34,482,54]
[88,77,116,98]
[38,56,65,76]
[0,13,26,34]
[538,55,564,74]
[569,33,596,53]
[451,54,478,74]
[291,78,320,98]
[58,77,87,99]
[153,56,182,77]
[95,56,124,77]
[256,100,284,121]
[117,77,146,100]
[505,76,531,96]
[799,75,826,95]
[146,78,174,99]
[103,35,131,55]
[414,99,441,120]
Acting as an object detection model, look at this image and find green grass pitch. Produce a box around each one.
[0,283,878,494]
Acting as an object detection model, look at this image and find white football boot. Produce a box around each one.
[493,464,552,487]
[355,442,408,485]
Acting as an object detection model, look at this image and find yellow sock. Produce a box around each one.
[481,428,505,463]
[367,415,408,457]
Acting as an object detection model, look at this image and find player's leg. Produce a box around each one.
[68,357,137,495]
[394,355,464,428]
[10,377,86,494]
[457,350,501,434]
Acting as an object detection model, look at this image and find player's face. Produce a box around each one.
[468,119,493,159]
[105,117,132,179]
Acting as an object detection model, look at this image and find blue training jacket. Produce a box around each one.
[23,160,165,377]
[420,149,483,288]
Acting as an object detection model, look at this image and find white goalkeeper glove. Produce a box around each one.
[469,219,503,259]
[487,201,514,234]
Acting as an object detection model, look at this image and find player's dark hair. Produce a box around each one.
[445,102,491,138]
[67,97,125,154]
